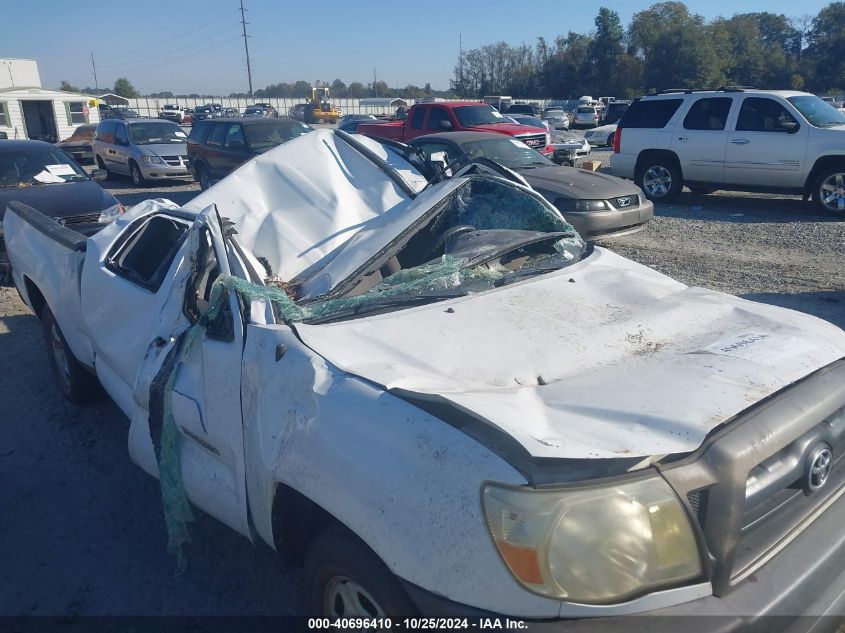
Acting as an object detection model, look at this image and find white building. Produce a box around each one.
[0,59,100,141]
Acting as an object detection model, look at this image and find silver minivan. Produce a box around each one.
[92,118,192,186]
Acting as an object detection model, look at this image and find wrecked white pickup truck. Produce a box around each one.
[5,129,845,627]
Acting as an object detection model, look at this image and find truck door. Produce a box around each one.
[405,106,427,140]
[723,96,808,188]
[670,96,733,185]
[79,206,251,538]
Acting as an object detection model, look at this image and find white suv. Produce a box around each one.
[610,88,845,213]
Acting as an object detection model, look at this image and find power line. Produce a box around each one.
[139,9,239,52]
[240,0,253,97]
[98,23,240,70]
[101,35,243,77]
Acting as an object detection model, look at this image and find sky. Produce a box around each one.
[2,0,831,95]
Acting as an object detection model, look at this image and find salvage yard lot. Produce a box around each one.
[1,144,843,616]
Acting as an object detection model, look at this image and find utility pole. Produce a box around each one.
[459,33,463,91]
[90,52,99,92]
[373,67,378,97]
[240,0,253,97]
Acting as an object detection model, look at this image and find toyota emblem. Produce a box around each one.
[805,444,833,494]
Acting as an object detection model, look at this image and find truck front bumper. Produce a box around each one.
[402,478,845,633]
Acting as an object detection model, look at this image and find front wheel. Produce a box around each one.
[606,133,615,147]
[41,306,102,404]
[813,167,845,214]
[129,161,145,187]
[96,155,111,178]
[304,525,416,617]
[637,157,682,202]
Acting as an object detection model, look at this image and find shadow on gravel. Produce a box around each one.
[655,192,845,223]
[99,177,200,208]
[0,309,299,616]
[741,291,845,329]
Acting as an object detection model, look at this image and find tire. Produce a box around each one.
[129,161,145,187]
[96,155,110,178]
[636,156,682,202]
[41,306,102,404]
[195,163,211,191]
[304,525,417,617]
[812,167,845,214]
[688,185,717,195]
[606,133,615,147]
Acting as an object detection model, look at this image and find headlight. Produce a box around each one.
[141,155,163,164]
[482,476,701,604]
[97,203,125,224]
[555,199,609,212]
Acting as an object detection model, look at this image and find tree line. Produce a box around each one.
[451,2,845,98]
[58,2,845,101]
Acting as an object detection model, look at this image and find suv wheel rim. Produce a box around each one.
[131,165,141,186]
[820,173,845,211]
[325,576,385,618]
[50,322,71,392]
[643,165,672,197]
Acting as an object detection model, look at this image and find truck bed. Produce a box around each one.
[3,201,94,367]
[356,121,406,140]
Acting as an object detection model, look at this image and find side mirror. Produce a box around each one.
[227,140,244,150]
[779,120,799,133]
[439,119,453,131]
[91,169,107,181]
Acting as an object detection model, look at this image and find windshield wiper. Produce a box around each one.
[304,289,468,324]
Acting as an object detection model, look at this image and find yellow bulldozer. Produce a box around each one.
[304,86,339,124]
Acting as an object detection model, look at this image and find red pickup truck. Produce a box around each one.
[356,101,552,155]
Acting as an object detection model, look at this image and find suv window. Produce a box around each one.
[224,124,246,148]
[107,215,190,292]
[411,108,425,129]
[95,120,117,142]
[207,123,227,147]
[114,124,128,145]
[683,97,733,131]
[620,99,683,128]
[188,120,212,143]
[427,107,450,130]
[736,97,799,132]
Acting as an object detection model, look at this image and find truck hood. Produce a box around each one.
[185,129,428,280]
[469,122,545,136]
[521,165,641,200]
[295,247,845,460]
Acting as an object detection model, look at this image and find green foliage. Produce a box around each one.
[446,2,845,98]
[113,77,140,98]
[58,80,79,93]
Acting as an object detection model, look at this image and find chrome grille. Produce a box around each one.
[161,155,187,167]
[516,133,546,149]
[609,194,639,209]
[56,212,102,226]
[659,361,845,596]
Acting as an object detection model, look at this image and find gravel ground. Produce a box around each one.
[1,137,843,617]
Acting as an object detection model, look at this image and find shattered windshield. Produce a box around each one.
[215,176,585,325]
